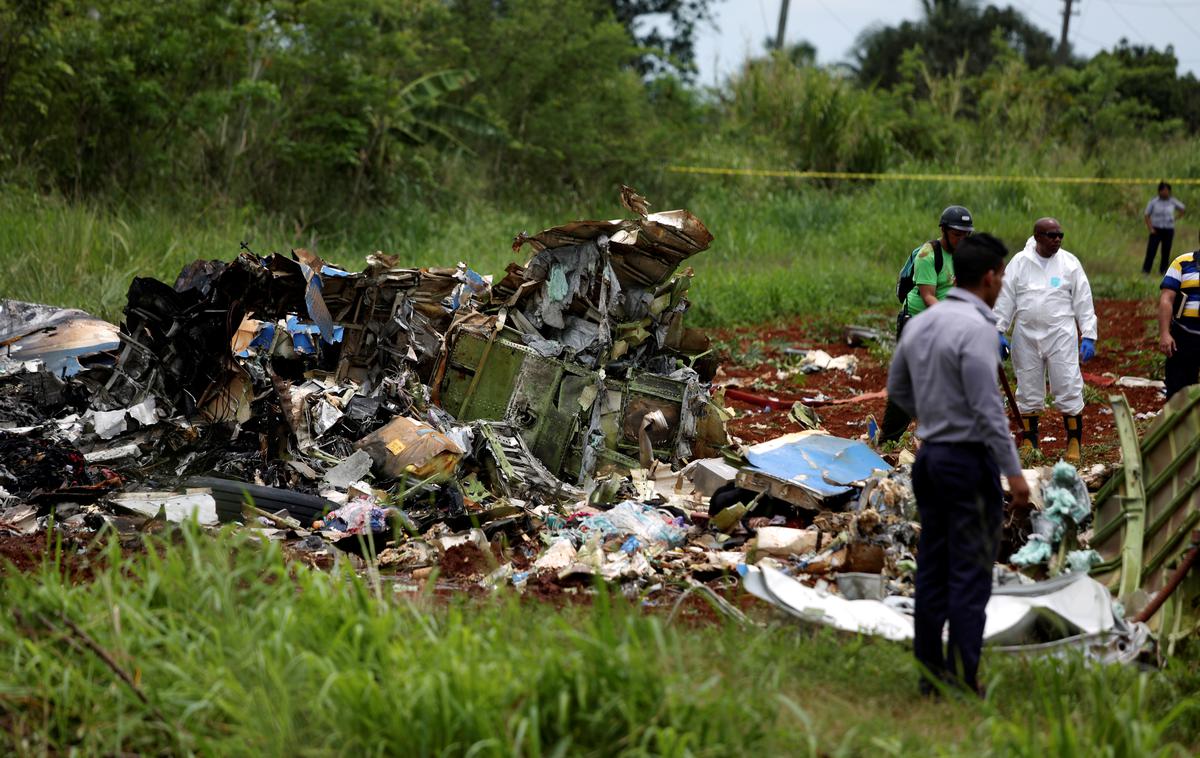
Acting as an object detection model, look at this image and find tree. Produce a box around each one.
[0,0,54,128]
[608,0,719,79]
[852,0,1056,89]
[1098,41,1200,132]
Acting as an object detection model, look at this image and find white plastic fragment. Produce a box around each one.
[92,409,128,440]
[84,443,141,463]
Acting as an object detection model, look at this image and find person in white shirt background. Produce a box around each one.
[1144,181,1185,275]
[994,218,1098,463]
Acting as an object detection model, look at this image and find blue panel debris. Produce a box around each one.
[234,322,277,358]
[744,433,891,498]
[450,267,490,310]
[249,322,276,353]
[285,315,344,355]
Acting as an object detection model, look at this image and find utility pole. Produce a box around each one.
[775,0,791,51]
[1059,0,1079,64]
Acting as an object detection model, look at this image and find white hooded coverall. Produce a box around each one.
[994,237,1098,416]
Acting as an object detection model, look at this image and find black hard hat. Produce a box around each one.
[939,205,974,232]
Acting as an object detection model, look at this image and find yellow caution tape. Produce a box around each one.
[667,165,1200,186]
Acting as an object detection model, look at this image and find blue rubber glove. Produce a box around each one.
[998,333,1010,361]
[1080,337,1096,363]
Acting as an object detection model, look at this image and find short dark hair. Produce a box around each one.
[1159,181,1171,192]
[954,233,1007,288]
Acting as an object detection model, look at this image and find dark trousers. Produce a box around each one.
[911,442,1003,692]
[880,310,913,444]
[1144,228,1175,274]
[1165,322,1200,400]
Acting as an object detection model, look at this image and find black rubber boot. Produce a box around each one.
[1063,413,1083,463]
[1020,414,1039,451]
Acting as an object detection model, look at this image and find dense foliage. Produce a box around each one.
[0,0,1197,211]
[853,0,1059,86]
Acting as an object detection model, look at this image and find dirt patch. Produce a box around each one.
[718,299,1166,469]
[439,543,495,579]
[0,530,141,583]
[0,533,50,574]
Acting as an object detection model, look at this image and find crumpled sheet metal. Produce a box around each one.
[495,240,703,371]
[2,190,716,517]
[438,323,724,484]
[740,565,1151,663]
[497,238,620,369]
[512,207,713,291]
[0,299,120,377]
[99,251,473,416]
[473,420,583,503]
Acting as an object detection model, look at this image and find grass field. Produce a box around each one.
[4,146,1200,754]
[2,147,1191,328]
[1,525,1197,756]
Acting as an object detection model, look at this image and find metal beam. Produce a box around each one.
[1110,394,1147,602]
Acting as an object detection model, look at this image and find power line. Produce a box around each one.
[1075,0,1090,44]
[1161,1,1200,44]
[813,0,855,36]
[1100,0,1152,44]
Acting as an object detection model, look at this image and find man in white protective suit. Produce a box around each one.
[994,218,1098,463]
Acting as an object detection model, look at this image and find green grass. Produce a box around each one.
[1,525,1197,756]
[3,145,1192,329]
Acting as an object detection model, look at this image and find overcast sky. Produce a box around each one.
[692,0,1200,87]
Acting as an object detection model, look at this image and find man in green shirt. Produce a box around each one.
[879,205,974,446]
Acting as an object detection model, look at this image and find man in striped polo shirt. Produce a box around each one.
[1159,240,1200,399]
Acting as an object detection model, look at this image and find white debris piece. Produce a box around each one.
[91,409,128,440]
[685,458,739,497]
[533,539,577,571]
[1115,376,1165,389]
[752,526,820,558]
[435,528,489,554]
[109,491,219,525]
[798,350,859,374]
[0,504,39,533]
[84,443,141,463]
[127,397,158,426]
[740,565,1150,663]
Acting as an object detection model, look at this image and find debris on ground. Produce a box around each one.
[0,190,1184,661]
[739,564,1151,664]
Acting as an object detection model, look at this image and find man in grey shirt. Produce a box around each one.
[1144,181,1186,275]
[887,232,1031,696]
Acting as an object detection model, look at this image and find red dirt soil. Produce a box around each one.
[717,299,1166,468]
